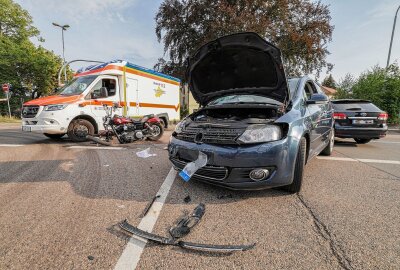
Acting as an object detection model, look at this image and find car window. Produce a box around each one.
[332,102,380,111]
[58,75,97,96]
[303,82,317,100]
[90,78,117,99]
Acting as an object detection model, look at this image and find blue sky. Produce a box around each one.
[16,0,400,82]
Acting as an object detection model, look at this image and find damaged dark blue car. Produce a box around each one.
[168,33,334,193]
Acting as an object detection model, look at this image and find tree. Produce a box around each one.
[155,0,334,80]
[322,74,336,88]
[333,73,355,99]
[351,64,400,124]
[0,0,64,116]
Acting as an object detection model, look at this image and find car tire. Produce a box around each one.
[67,119,95,142]
[320,129,334,156]
[147,123,164,141]
[44,133,65,140]
[284,137,306,194]
[354,138,371,144]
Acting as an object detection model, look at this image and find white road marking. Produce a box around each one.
[114,167,177,270]
[371,141,400,144]
[0,144,24,147]
[67,146,125,150]
[317,156,400,165]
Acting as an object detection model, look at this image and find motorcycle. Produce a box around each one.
[88,103,164,145]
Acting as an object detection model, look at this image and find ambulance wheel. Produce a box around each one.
[147,123,163,141]
[67,119,94,142]
[44,133,65,140]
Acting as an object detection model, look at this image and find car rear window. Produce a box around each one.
[332,101,380,111]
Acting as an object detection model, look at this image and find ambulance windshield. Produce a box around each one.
[59,75,97,96]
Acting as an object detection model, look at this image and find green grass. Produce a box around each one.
[0,115,21,123]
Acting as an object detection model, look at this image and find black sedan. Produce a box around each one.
[332,99,388,144]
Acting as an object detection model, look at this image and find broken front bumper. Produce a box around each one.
[168,136,297,190]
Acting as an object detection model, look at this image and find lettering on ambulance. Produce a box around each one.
[153,82,166,97]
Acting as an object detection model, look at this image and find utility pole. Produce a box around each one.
[52,23,70,82]
[386,5,400,68]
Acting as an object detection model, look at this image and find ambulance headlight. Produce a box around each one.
[44,104,68,111]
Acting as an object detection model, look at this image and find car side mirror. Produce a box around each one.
[306,94,328,105]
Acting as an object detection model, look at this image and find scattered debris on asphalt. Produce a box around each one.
[183,195,191,203]
[179,152,207,181]
[169,203,205,239]
[217,193,233,199]
[119,219,255,253]
[87,255,94,261]
[139,195,161,218]
[136,148,157,158]
[163,146,168,150]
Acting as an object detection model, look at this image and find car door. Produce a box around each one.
[303,81,323,156]
[87,76,121,119]
[313,83,333,145]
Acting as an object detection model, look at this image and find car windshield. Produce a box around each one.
[58,75,97,96]
[288,78,300,99]
[207,95,281,106]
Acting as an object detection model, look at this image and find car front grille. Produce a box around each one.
[21,106,40,118]
[170,157,228,181]
[175,126,244,145]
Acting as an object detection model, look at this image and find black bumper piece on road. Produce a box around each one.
[119,220,255,252]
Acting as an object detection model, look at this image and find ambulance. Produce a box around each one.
[21,60,181,142]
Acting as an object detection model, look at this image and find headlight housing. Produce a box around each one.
[237,125,282,144]
[174,120,185,134]
[44,104,68,111]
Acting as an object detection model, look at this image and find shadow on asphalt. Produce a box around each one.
[333,139,358,147]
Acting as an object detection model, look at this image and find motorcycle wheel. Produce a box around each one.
[147,123,164,141]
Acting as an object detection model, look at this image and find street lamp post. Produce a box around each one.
[52,22,70,82]
[386,5,400,68]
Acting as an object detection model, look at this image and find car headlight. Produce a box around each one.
[174,121,185,134]
[44,104,68,111]
[237,125,282,144]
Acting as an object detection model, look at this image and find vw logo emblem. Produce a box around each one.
[360,112,367,116]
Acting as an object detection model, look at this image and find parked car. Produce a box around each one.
[168,32,334,193]
[332,99,388,144]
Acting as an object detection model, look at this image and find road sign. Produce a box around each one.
[2,83,9,92]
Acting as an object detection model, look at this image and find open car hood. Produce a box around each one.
[186,32,289,106]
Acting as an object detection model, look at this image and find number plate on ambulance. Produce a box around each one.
[22,126,31,132]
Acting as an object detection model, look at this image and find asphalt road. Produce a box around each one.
[0,124,399,270]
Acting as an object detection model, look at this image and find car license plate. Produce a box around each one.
[22,126,31,132]
[353,119,373,125]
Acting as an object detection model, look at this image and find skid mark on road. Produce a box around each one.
[296,194,353,270]
[317,156,400,165]
[114,167,177,270]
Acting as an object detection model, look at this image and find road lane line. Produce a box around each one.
[371,141,400,144]
[317,156,400,165]
[67,146,125,150]
[0,144,24,147]
[114,167,177,270]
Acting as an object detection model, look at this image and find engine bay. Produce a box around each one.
[190,106,280,125]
